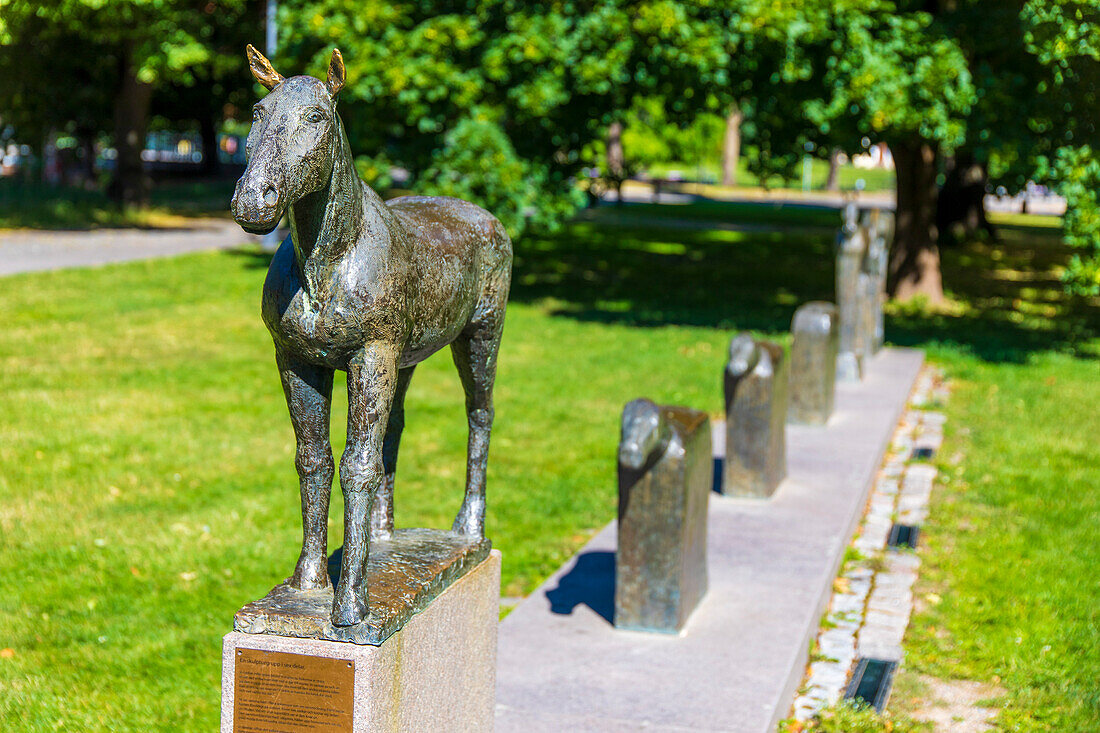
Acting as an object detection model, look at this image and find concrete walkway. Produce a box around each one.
[495,347,925,733]
[0,218,262,277]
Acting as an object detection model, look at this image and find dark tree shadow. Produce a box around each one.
[544,550,615,625]
[510,204,1099,364]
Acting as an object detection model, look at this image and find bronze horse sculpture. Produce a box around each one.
[231,45,512,627]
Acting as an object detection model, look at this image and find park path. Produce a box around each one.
[0,217,264,277]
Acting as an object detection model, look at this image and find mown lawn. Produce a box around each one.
[0,201,1095,730]
[0,205,833,730]
[886,217,1100,730]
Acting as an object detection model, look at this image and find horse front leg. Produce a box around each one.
[450,323,504,538]
[276,350,335,591]
[332,341,399,627]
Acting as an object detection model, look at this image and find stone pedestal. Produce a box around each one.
[836,204,866,381]
[615,401,710,633]
[788,302,838,425]
[722,333,788,498]
[221,548,500,732]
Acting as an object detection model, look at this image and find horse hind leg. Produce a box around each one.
[372,365,415,541]
[449,320,503,539]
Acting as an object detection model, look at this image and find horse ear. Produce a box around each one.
[326,48,346,97]
[246,44,284,90]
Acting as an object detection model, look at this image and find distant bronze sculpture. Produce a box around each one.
[835,204,866,381]
[230,45,512,628]
[722,333,788,498]
[863,208,892,353]
[616,399,710,633]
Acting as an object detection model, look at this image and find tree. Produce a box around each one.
[0,0,259,204]
[721,105,743,186]
[1020,0,1100,295]
[831,0,1099,301]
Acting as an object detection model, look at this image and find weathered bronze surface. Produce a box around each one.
[835,203,865,382]
[235,529,490,645]
[234,647,353,732]
[722,333,788,498]
[615,399,710,633]
[231,46,512,628]
[863,208,893,354]
[788,302,839,426]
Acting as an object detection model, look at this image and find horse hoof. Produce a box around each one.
[451,514,484,539]
[331,590,368,627]
[291,557,330,590]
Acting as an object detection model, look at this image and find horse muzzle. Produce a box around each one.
[231,175,285,235]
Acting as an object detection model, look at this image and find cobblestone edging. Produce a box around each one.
[791,366,950,721]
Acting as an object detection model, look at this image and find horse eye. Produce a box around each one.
[306,110,325,123]
[252,107,264,121]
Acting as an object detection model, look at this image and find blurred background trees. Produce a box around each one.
[0,0,259,205]
[0,0,1096,295]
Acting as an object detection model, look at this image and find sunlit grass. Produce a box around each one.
[0,203,1095,730]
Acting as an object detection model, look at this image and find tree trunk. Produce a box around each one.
[109,48,153,207]
[937,154,995,242]
[74,128,98,189]
[721,104,743,186]
[607,120,625,205]
[825,148,842,192]
[200,115,222,177]
[888,139,944,304]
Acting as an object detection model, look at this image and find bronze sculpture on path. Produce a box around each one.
[231,45,512,627]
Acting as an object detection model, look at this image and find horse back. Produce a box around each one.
[388,195,507,253]
[385,195,511,359]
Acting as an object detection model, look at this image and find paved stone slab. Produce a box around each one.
[495,348,923,732]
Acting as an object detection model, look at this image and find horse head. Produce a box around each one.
[619,399,671,471]
[232,45,347,235]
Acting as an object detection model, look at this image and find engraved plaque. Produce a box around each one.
[234,648,353,732]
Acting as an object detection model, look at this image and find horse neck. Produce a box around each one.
[288,118,389,301]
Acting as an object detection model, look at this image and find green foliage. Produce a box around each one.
[419,112,584,237]
[1037,146,1100,295]
[583,98,725,182]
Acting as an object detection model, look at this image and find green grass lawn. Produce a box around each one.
[886,223,1100,730]
[0,201,1095,730]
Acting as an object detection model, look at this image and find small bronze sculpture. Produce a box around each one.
[231,45,512,627]
[722,333,788,498]
[616,399,710,633]
[788,301,839,425]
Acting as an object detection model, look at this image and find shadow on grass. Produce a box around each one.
[0,178,236,230]
[510,215,834,334]
[511,206,1098,363]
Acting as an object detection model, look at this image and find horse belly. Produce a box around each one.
[400,264,481,367]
